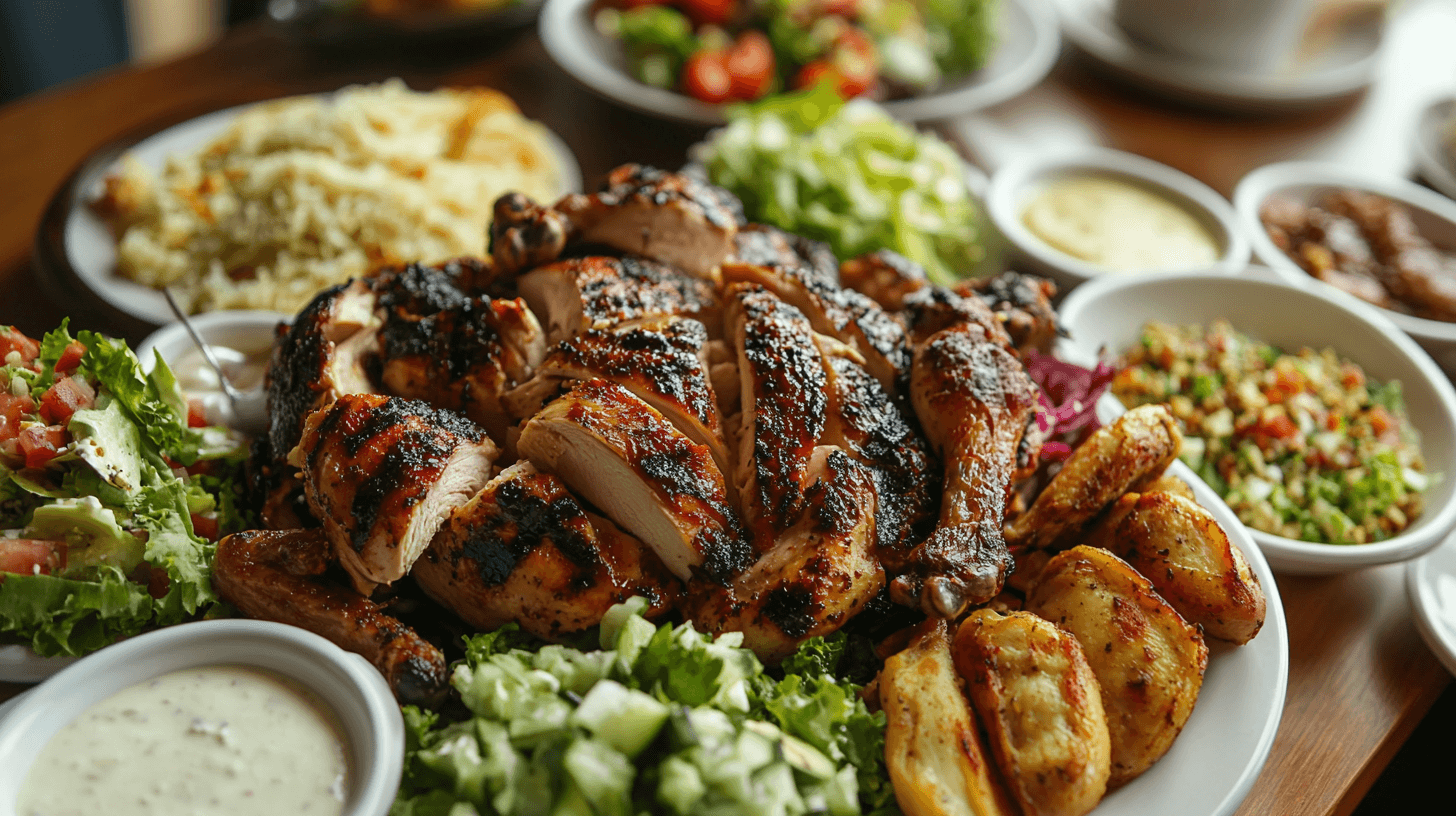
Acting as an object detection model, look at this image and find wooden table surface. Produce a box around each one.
[1,4,1454,815]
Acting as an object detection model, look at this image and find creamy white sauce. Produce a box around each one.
[171,344,269,397]
[16,665,349,816]
[1021,174,1221,273]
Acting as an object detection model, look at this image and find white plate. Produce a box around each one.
[1414,97,1456,202]
[41,96,582,330]
[539,0,1061,125]
[1233,160,1456,376]
[1089,461,1287,816]
[1056,0,1382,113]
[1059,268,1456,574]
[1408,529,1456,677]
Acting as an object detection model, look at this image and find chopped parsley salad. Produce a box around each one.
[0,322,248,656]
[1113,320,1431,546]
[395,598,896,816]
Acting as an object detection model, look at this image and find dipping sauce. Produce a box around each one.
[1022,175,1221,272]
[16,665,348,816]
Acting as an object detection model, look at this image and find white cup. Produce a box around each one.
[1113,0,1315,72]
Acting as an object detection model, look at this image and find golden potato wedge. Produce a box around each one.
[1104,491,1267,645]
[953,609,1111,816]
[881,620,1019,816]
[1025,546,1208,788]
[1005,404,1182,551]
[1143,474,1195,501]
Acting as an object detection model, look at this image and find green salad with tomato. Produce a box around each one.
[394,598,897,816]
[595,0,998,105]
[0,322,248,656]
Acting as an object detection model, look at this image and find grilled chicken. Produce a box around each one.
[722,258,910,390]
[839,249,929,312]
[1005,404,1182,553]
[489,191,572,277]
[213,528,447,705]
[412,461,681,640]
[725,284,830,547]
[504,315,728,473]
[894,290,1034,619]
[957,272,1061,355]
[289,393,498,595]
[518,256,720,345]
[731,224,839,290]
[374,263,545,444]
[517,379,751,583]
[692,449,885,662]
[556,164,742,280]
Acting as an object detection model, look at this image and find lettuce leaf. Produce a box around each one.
[0,567,154,656]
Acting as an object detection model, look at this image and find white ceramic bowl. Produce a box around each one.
[137,309,288,435]
[0,620,403,816]
[986,147,1250,294]
[1234,160,1456,375]
[1057,268,1456,574]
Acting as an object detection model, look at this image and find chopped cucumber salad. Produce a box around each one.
[394,598,898,816]
[697,84,981,286]
[1113,320,1433,545]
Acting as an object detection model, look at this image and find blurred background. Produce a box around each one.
[0,0,262,103]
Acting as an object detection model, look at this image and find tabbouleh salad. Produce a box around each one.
[1113,320,1432,545]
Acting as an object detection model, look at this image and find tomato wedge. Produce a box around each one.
[38,377,96,426]
[0,539,66,577]
[54,341,87,376]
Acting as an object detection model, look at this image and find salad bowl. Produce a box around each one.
[1058,268,1456,574]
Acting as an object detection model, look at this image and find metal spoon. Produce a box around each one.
[162,289,269,436]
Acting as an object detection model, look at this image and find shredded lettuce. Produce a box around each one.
[395,601,898,816]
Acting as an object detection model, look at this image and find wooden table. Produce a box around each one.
[1,5,1453,814]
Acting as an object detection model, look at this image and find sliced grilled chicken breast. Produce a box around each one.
[555,164,742,279]
[289,393,498,595]
[731,224,839,289]
[839,249,929,312]
[518,256,721,345]
[413,462,681,640]
[692,449,885,662]
[517,379,750,584]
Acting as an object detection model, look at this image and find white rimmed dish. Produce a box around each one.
[985,146,1250,294]
[1234,160,1456,376]
[136,309,288,436]
[35,95,581,333]
[1407,529,1456,678]
[0,619,402,816]
[1412,97,1456,202]
[539,0,1060,126]
[1059,268,1456,574]
[1055,0,1382,113]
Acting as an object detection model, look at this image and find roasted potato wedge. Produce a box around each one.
[1025,546,1208,788]
[1005,404,1182,551]
[1102,491,1266,645]
[881,620,1019,816]
[954,609,1111,816]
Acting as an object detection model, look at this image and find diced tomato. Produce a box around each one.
[17,424,68,469]
[678,0,737,26]
[0,327,39,366]
[1257,413,1299,440]
[821,0,860,17]
[1340,363,1366,390]
[1263,367,1305,403]
[53,341,87,376]
[190,513,220,542]
[725,30,775,101]
[0,393,35,444]
[38,377,96,426]
[187,398,208,428]
[683,49,734,103]
[1369,405,1394,438]
[0,539,66,576]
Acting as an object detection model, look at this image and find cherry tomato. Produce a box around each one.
[726,30,775,100]
[683,49,734,104]
[831,26,878,96]
[0,539,66,577]
[678,0,736,26]
[0,327,39,366]
[793,59,873,99]
[54,341,87,376]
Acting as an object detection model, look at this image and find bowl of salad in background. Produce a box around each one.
[689,85,989,283]
[539,0,1060,124]
[1057,268,1456,575]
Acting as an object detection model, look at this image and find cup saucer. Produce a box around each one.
[1055,0,1383,113]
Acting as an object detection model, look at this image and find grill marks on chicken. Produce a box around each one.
[290,393,497,595]
[413,462,680,640]
[519,256,720,345]
[518,379,750,584]
[213,528,448,706]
